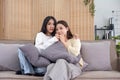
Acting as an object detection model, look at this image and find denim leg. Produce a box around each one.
[34,67,47,74]
[18,49,35,74]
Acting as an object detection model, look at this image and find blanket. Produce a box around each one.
[20,41,80,67]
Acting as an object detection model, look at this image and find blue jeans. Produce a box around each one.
[18,49,46,74]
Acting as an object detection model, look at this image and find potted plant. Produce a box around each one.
[112,35,120,57]
[116,42,120,57]
[95,35,99,40]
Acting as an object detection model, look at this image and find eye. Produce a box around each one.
[47,22,51,25]
[60,27,63,30]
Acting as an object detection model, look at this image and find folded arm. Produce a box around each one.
[35,32,58,52]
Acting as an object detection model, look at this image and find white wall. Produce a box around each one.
[94,0,120,39]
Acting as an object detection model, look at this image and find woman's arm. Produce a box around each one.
[66,38,81,56]
[61,38,81,56]
[59,34,81,56]
[35,32,58,52]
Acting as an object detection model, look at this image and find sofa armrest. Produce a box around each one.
[117,57,120,71]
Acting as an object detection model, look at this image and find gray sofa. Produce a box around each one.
[0,40,120,80]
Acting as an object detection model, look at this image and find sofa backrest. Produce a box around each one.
[81,40,117,70]
[0,39,117,71]
[0,39,34,44]
[0,39,34,71]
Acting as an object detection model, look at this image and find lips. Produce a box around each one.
[50,29,54,31]
[49,29,53,33]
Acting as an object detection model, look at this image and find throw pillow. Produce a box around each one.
[81,41,112,71]
[19,44,51,67]
[0,44,23,71]
[40,41,80,64]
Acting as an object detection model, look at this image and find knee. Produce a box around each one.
[18,48,24,57]
[56,59,67,63]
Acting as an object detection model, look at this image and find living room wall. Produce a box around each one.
[94,0,120,39]
[0,0,94,40]
[0,0,4,38]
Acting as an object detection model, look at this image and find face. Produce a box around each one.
[56,24,68,36]
[46,19,55,35]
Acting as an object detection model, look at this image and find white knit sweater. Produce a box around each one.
[35,32,58,53]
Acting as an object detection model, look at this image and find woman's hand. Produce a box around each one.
[55,33,60,40]
[59,34,67,44]
[59,34,68,49]
[73,34,79,39]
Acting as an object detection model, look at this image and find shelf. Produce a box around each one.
[95,25,115,40]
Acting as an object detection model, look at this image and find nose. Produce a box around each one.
[50,24,54,28]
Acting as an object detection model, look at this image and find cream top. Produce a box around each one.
[66,38,83,66]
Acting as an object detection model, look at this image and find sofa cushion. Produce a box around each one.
[0,71,43,80]
[19,44,51,67]
[0,71,120,80]
[81,41,112,71]
[0,44,23,71]
[77,71,120,79]
[81,40,117,71]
